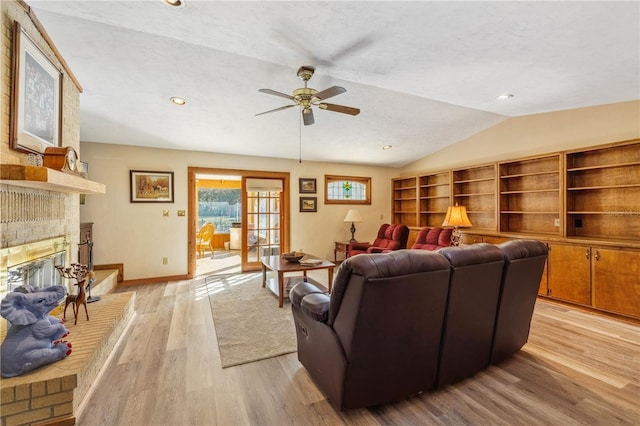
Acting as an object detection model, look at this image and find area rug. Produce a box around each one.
[206,272,297,368]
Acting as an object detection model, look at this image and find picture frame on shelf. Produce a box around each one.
[300,197,317,212]
[11,22,62,154]
[130,170,174,203]
[299,178,317,194]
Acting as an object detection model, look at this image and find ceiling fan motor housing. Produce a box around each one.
[297,65,315,81]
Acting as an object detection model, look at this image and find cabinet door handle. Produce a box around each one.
[595,250,600,261]
[585,249,590,260]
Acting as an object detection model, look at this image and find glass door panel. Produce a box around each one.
[243,180,283,269]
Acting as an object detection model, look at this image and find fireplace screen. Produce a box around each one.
[7,251,65,292]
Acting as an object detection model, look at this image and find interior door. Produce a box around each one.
[242,177,285,271]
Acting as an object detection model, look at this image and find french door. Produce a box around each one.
[242,177,285,270]
[187,168,289,277]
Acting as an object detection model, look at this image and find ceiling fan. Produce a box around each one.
[256,66,360,126]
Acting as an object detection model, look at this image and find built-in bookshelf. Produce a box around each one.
[452,164,497,232]
[391,139,640,320]
[499,154,561,236]
[392,176,417,227]
[565,141,640,242]
[418,171,451,227]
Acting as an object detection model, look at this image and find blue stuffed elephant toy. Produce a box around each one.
[1,285,72,377]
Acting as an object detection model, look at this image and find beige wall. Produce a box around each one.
[80,142,399,280]
[402,101,640,175]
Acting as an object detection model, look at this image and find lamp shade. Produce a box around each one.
[442,204,472,228]
[344,209,363,223]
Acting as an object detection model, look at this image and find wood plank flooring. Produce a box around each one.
[77,273,640,425]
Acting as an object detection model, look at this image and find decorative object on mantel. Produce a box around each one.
[43,146,80,174]
[10,22,62,155]
[0,285,72,377]
[57,263,90,325]
[344,209,363,242]
[26,153,43,166]
[441,203,473,246]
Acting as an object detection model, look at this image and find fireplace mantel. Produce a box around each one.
[0,164,106,194]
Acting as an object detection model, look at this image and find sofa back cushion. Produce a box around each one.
[412,227,452,250]
[327,250,451,406]
[436,243,505,387]
[491,239,548,364]
[371,223,410,250]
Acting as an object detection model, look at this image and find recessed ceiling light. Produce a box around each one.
[162,0,185,7]
[170,97,186,106]
[382,145,393,150]
[497,93,514,100]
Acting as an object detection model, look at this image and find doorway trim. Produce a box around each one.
[187,167,290,278]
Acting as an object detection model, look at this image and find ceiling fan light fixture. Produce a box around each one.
[162,0,185,7]
[497,93,514,100]
[170,96,186,105]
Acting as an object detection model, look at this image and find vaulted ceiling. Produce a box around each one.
[29,1,639,167]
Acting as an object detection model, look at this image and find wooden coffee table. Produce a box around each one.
[261,255,335,308]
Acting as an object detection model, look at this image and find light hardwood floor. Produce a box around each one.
[78,271,640,426]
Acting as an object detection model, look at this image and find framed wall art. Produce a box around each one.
[130,170,175,203]
[299,197,317,212]
[11,22,62,154]
[299,178,317,194]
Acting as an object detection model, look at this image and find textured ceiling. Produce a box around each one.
[28,1,640,167]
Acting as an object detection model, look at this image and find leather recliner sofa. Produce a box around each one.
[290,239,548,410]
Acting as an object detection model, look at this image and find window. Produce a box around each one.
[325,175,371,205]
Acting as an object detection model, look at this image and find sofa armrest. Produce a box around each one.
[367,246,386,253]
[300,292,331,323]
[350,242,371,251]
[290,280,324,308]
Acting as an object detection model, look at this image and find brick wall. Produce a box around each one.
[1,2,87,425]
[1,376,76,426]
[1,0,82,252]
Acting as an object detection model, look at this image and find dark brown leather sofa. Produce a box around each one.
[291,250,451,410]
[290,239,548,410]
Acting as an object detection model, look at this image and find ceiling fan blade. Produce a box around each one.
[255,104,295,116]
[259,88,294,100]
[302,108,314,126]
[319,103,360,116]
[314,86,346,100]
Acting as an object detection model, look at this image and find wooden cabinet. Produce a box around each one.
[547,243,591,305]
[418,171,451,227]
[547,243,640,319]
[499,155,561,236]
[392,176,417,226]
[565,141,640,243]
[453,164,497,232]
[591,247,640,318]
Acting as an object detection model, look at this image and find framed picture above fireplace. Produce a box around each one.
[11,22,63,154]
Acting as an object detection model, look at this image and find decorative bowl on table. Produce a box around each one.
[282,252,304,263]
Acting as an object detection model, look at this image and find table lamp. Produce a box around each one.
[344,209,363,242]
[442,203,472,246]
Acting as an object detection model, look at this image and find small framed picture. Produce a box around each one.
[299,178,317,194]
[130,170,174,203]
[300,197,317,212]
